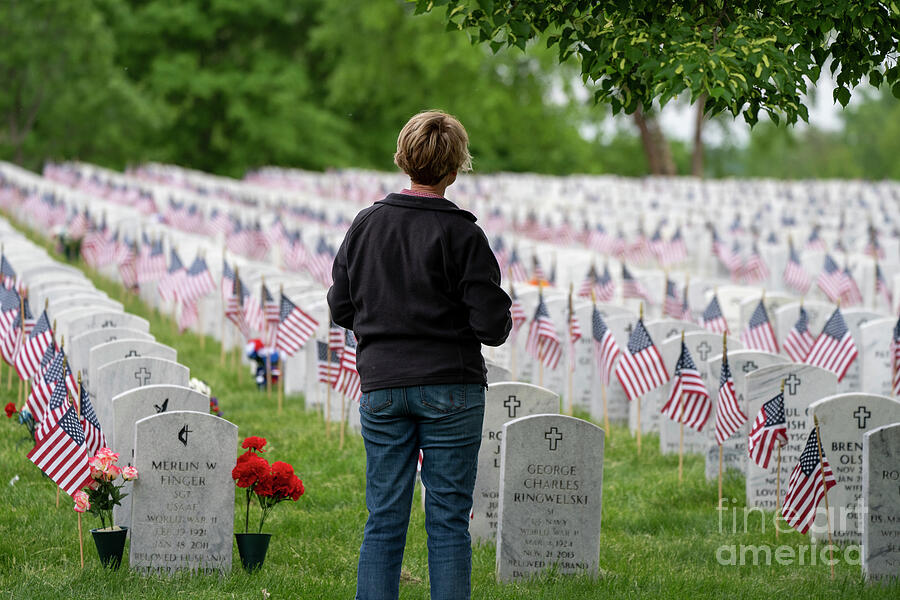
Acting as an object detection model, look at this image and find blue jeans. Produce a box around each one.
[356,383,485,600]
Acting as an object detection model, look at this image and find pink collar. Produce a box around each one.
[401,188,444,199]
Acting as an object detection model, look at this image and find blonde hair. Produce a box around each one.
[394,110,472,185]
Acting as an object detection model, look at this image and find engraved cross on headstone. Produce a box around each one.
[625,323,634,336]
[667,329,679,339]
[742,360,758,373]
[125,350,139,358]
[178,424,192,447]
[134,367,151,386]
[101,320,115,328]
[544,427,563,451]
[697,341,712,361]
[853,406,872,429]
[504,395,521,419]
[784,373,801,395]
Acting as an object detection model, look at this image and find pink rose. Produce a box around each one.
[73,491,90,513]
[122,466,138,481]
[106,464,123,481]
[87,456,104,471]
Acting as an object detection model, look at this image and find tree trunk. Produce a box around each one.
[691,93,708,177]
[633,105,676,176]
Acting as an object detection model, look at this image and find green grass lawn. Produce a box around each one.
[0,219,897,599]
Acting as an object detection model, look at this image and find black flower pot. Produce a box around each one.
[91,526,128,569]
[235,533,271,572]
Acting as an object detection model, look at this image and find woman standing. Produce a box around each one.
[328,110,512,600]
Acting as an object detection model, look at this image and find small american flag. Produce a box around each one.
[77,383,106,458]
[663,278,681,318]
[157,249,186,303]
[740,300,779,354]
[875,263,893,309]
[0,254,17,290]
[669,227,688,263]
[25,345,56,422]
[782,427,836,534]
[224,271,250,338]
[783,306,815,362]
[308,238,335,287]
[328,318,344,358]
[116,238,138,289]
[594,265,615,303]
[316,341,340,386]
[782,242,811,294]
[839,266,863,307]
[509,287,527,335]
[621,264,651,304]
[891,316,900,396]
[262,284,280,345]
[591,306,620,387]
[177,300,199,333]
[0,296,31,365]
[275,294,319,356]
[741,244,769,284]
[36,377,71,442]
[577,265,597,298]
[335,330,361,401]
[507,248,528,283]
[805,307,857,382]
[14,310,52,380]
[531,255,546,283]
[136,239,167,284]
[178,257,216,303]
[700,295,729,334]
[567,301,582,371]
[661,340,711,431]
[714,353,747,444]
[27,406,93,497]
[526,297,561,370]
[747,391,787,469]
[805,226,826,251]
[615,318,669,401]
[817,255,844,303]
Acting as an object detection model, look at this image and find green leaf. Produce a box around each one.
[835,86,851,107]
[893,81,900,99]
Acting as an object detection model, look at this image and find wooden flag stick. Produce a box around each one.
[636,303,643,456]
[814,415,835,579]
[76,371,84,568]
[718,332,728,507]
[339,394,346,450]
[325,376,332,436]
[678,330,686,483]
[219,291,227,366]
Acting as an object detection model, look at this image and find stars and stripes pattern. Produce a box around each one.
[701,295,729,334]
[714,353,747,444]
[740,300,779,354]
[262,283,280,345]
[328,318,344,359]
[817,254,844,303]
[14,310,52,380]
[0,296,32,365]
[25,345,56,422]
[663,279,681,318]
[577,265,598,298]
[275,294,319,356]
[0,254,19,290]
[660,341,711,431]
[509,287,527,335]
[741,244,769,284]
[526,297,562,370]
[615,318,669,401]
[875,263,893,309]
[27,406,93,497]
[747,392,787,469]
[136,239,167,284]
[507,248,528,283]
[591,306,620,387]
[781,428,836,534]
[567,303,582,371]
[224,269,250,338]
[782,242,811,294]
[335,329,361,401]
[804,307,857,382]
[594,264,615,302]
[157,249,185,303]
[316,341,340,386]
[35,377,71,442]
[77,383,106,458]
[783,306,815,362]
[178,257,216,303]
[622,264,651,303]
[839,266,863,307]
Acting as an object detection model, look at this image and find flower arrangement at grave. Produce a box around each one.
[74,447,138,530]
[209,396,223,416]
[232,436,304,534]
[5,402,36,441]
[189,377,211,397]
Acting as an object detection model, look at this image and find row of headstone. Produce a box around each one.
[0,222,239,575]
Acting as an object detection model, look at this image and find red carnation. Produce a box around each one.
[241,436,267,452]
[4,402,15,418]
[254,469,276,498]
[289,476,305,501]
[232,452,269,488]
[270,461,295,497]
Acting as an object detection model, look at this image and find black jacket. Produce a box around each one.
[327,193,512,392]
